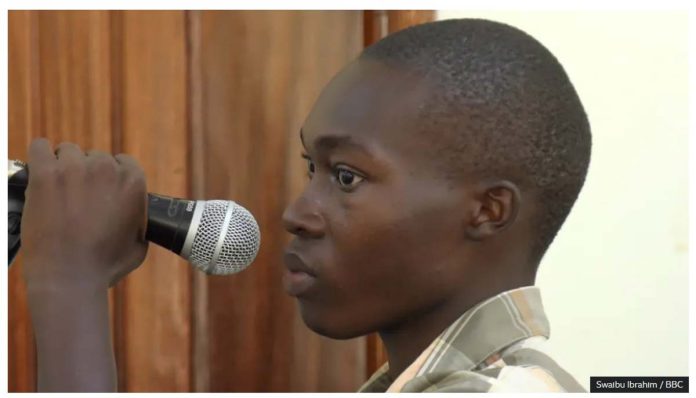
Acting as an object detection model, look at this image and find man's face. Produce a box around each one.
[282,60,475,339]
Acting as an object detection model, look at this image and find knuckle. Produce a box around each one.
[90,155,117,173]
[56,141,81,153]
[97,157,116,170]
[129,175,145,194]
[57,162,85,183]
[30,137,50,149]
[30,165,58,183]
[116,153,141,168]
[54,163,69,176]
[87,149,107,158]
[124,172,146,193]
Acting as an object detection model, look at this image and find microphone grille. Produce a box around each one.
[188,200,260,275]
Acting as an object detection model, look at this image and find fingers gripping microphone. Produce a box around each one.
[8,159,261,275]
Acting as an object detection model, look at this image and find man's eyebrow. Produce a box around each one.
[300,129,372,156]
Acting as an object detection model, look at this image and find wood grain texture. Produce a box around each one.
[387,10,436,34]
[118,10,191,392]
[8,10,39,392]
[8,10,114,392]
[34,11,113,148]
[189,10,364,392]
[363,10,387,47]
[186,10,210,392]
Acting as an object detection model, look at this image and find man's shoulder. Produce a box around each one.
[359,288,586,393]
[397,367,560,392]
[401,336,586,393]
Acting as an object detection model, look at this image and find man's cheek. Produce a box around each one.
[339,224,410,279]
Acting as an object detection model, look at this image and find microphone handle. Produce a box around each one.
[8,165,199,266]
[145,194,197,253]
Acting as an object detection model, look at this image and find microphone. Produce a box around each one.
[8,159,261,275]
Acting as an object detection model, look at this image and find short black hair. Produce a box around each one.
[360,18,591,263]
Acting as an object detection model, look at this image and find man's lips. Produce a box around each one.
[282,252,319,296]
[282,251,318,277]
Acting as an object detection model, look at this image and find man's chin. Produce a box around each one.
[298,303,368,340]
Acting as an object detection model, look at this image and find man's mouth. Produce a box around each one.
[282,252,319,296]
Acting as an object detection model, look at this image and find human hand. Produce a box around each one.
[21,138,149,290]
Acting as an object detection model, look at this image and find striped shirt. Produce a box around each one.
[358,286,585,392]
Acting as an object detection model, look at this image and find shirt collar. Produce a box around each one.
[359,286,549,392]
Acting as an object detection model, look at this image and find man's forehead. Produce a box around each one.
[302,60,432,148]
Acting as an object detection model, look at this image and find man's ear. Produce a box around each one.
[465,180,521,241]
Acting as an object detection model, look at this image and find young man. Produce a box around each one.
[21,19,590,392]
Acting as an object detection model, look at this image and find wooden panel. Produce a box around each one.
[8,10,114,392]
[34,11,113,148]
[8,10,39,392]
[365,10,435,46]
[387,10,436,34]
[363,10,387,47]
[186,10,210,392]
[118,10,191,392]
[190,10,364,391]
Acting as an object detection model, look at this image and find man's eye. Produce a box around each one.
[304,157,315,179]
[335,168,364,189]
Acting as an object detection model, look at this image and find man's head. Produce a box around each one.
[282,18,591,339]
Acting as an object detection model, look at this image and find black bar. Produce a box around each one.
[591,377,688,393]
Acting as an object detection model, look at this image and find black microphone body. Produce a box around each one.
[8,163,200,266]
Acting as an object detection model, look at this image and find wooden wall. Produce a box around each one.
[8,10,434,392]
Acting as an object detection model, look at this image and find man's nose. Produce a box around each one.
[282,194,325,239]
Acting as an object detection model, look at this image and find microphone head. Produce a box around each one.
[183,200,260,275]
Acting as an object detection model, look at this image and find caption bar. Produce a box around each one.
[590,377,688,393]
